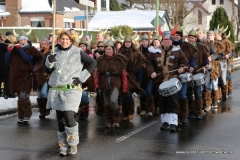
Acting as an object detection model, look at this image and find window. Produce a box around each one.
[212,0,216,5]
[220,0,224,4]
[0,0,5,5]
[198,10,202,25]
[101,0,106,8]
[31,17,44,27]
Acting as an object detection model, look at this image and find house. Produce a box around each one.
[183,0,238,34]
[3,0,87,28]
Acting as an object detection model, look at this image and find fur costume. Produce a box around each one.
[193,42,209,74]
[46,45,93,113]
[139,46,152,86]
[96,53,128,95]
[210,41,225,80]
[146,45,189,85]
[118,47,145,94]
[9,44,43,95]
[179,41,197,62]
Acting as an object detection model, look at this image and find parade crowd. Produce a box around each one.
[0,24,235,156]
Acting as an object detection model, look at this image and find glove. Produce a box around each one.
[7,45,13,51]
[48,54,56,63]
[15,44,21,49]
[72,77,81,86]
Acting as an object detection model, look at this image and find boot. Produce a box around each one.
[203,91,212,112]
[212,90,219,108]
[79,102,89,121]
[168,113,178,132]
[139,97,146,116]
[222,85,228,101]
[128,99,135,120]
[65,123,79,155]
[178,98,188,125]
[122,102,129,121]
[228,81,233,96]
[112,107,120,128]
[218,86,222,102]
[17,100,24,123]
[104,105,112,128]
[194,99,203,120]
[21,98,32,123]
[38,98,50,119]
[58,131,68,156]
[146,96,154,117]
[160,114,169,130]
[95,95,104,114]
[187,100,195,119]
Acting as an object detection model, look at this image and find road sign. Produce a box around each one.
[80,0,94,8]
[151,16,165,27]
[74,16,86,20]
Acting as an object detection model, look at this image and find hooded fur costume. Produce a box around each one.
[8,44,43,95]
[45,45,96,113]
[95,53,128,95]
[118,46,145,94]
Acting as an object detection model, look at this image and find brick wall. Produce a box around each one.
[5,0,22,26]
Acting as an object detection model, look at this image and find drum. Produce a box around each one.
[179,72,193,83]
[158,78,182,97]
[193,73,205,86]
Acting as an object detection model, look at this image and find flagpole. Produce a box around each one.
[51,0,56,55]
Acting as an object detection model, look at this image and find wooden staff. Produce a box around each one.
[51,0,56,55]
[156,66,188,76]
[196,67,205,72]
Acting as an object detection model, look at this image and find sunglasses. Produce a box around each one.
[98,46,104,48]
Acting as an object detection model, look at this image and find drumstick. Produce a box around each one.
[169,67,188,73]
[196,67,204,72]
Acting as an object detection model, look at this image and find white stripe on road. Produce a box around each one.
[115,121,158,142]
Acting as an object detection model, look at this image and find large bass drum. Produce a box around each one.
[158,78,182,97]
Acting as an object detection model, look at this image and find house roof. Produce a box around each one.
[88,10,168,29]
[19,0,82,14]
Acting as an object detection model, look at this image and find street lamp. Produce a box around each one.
[0,12,10,27]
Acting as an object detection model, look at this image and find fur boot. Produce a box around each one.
[17,100,24,123]
[58,131,68,156]
[188,100,195,118]
[212,90,220,107]
[139,96,146,116]
[112,107,120,128]
[202,91,212,112]
[218,86,222,102]
[222,84,228,101]
[21,98,32,122]
[104,105,112,128]
[128,99,135,120]
[194,99,203,120]
[146,96,154,116]
[178,98,188,124]
[65,123,79,155]
[228,81,233,95]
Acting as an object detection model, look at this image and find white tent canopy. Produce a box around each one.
[88,10,168,29]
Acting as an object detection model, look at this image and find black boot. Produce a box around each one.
[160,122,169,130]
[170,124,177,132]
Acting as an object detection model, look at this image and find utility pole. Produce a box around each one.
[86,0,88,36]
[156,0,159,36]
[52,0,56,55]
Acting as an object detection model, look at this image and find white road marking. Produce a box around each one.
[115,121,158,142]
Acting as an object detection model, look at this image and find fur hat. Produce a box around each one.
[141,34,149,40]
[188,28,197,37]
[124,35,132,42]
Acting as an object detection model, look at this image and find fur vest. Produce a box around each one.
[193,42,209,74]
[9,44,43,94]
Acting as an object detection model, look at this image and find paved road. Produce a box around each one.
[0,71,240,160]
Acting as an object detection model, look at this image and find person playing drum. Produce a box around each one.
[186,29,209,120]
[172,25,197,125]
[146,28,189,132]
